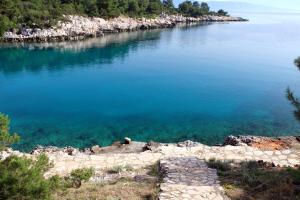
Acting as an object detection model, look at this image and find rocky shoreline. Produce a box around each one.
[1,135,299,199]
[1,14,247,43]
[1,135,299,170]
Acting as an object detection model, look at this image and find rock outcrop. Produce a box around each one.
[2,15,247,43]
[223,135,300,150]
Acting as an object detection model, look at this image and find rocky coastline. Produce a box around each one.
[1,135,299,199]
[1,14,247,43]
[1,135,299,170]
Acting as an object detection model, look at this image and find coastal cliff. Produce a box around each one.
[2,15,247,43]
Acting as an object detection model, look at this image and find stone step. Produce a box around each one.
[159,157,229,200]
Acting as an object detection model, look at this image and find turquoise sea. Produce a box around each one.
[1,13,300,151]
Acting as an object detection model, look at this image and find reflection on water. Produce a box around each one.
[1,15,300,151]
[0,30,163,74]
[0,23,215,75]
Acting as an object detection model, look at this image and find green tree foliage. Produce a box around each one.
[0,15,14,36]
[147,0,163,15]
[178,1,209,17]
[0,154,59,200]
[163,0,175,13]
[200,2,209,13]
[178,1,193,16]
[286,87,300,121]
[287,57,300,122]
[217,9,228,16]
[0,113,20,151]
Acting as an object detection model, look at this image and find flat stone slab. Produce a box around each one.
[159,157,229,200]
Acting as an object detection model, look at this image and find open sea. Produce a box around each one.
[1,13,300,151]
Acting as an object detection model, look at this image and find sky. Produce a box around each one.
[205,0,300,10]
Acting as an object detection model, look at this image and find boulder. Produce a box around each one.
[124,137,132,144]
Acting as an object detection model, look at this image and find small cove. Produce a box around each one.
[1,13,300,151]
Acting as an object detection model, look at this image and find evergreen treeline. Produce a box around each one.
[0,0,227,36]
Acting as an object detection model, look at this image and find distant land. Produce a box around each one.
[205,1,300,13]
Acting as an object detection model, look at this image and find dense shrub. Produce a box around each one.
[70,167,95,182]
[0,154,95,199]
[0,113,20,151]
[0,154,59,200]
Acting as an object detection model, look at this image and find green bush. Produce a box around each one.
[70,167,95,182]
[0,15,12,36]
[0,113,20,151]
[0,154,59,200]
[0,154,95,199]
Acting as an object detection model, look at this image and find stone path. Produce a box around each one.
[159,157,229,200]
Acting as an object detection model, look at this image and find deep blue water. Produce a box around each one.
[1,13,300,151]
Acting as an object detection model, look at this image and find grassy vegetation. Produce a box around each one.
[53,177,159,200]
[147,161,161,177]
[107,164,134,174]
[0,0,228,36]
[207,159,300,200]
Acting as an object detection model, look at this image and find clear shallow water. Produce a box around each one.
[1,13,300,151]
